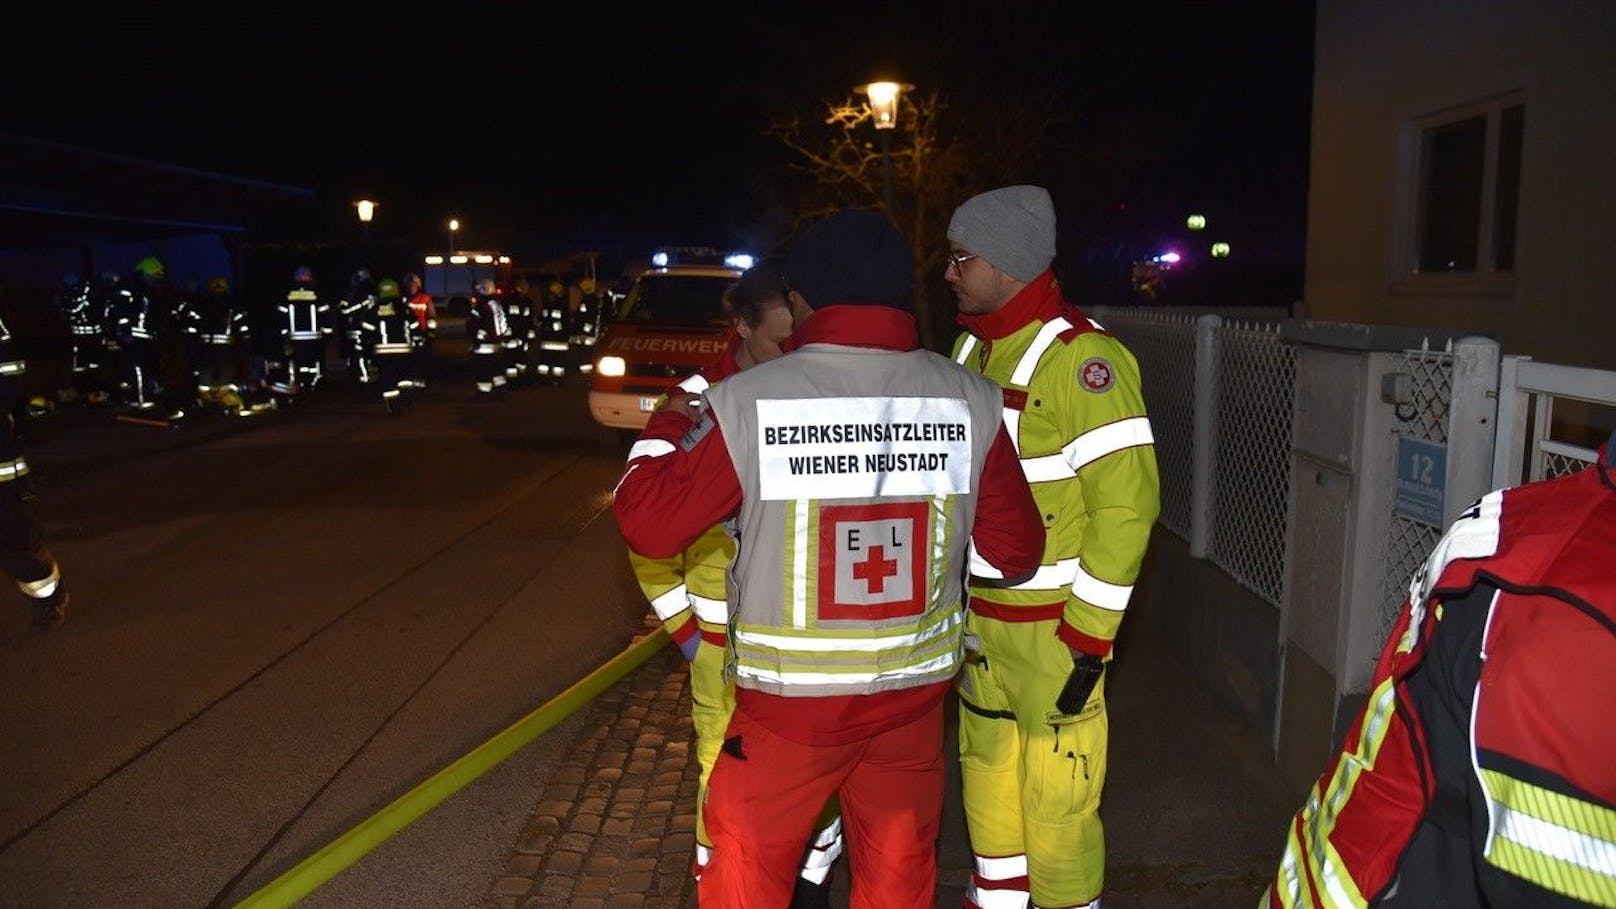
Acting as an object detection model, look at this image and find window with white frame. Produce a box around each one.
[1409,96,1524,278]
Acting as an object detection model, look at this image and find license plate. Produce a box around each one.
[639,396,659,412]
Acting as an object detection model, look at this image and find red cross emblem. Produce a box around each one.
[817,501,928,621]
[1079,357,1115,392]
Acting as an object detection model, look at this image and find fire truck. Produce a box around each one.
[421,252,512,313]
[587,249,752,432]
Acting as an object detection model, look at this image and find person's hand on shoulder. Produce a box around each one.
[660,390,705,422]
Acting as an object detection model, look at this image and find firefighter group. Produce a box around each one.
[43,258,606,420]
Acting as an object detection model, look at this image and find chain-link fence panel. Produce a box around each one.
[1207,321,1295,607]
[1094,309,1196,540]
[1377,348,1453,646]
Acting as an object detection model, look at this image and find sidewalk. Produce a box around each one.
[481,617,1303,909]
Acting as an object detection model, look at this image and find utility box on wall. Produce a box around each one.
[1274,322,1495,789]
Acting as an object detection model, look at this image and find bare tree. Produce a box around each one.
[766,89,1057,350]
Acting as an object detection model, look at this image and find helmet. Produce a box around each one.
[26,396,54,419]
[549,280,565,296]
[376,278,401,299]
[134,256,165,281]
[351,268,372,286]
[293,266,314,283]
[207,276,229,294]
[579,277,597,295]
[475,279,496,295]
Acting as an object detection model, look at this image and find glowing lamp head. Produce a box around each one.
[857,81,913,130]
[596,355,627,378]
[355,199,376,223]
[1211,242,1232,258]
[1186,214,1206,231]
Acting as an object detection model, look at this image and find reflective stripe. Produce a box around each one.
[1071,561,1133,611]
[473,343,500,354]
[799,816,844,882]
[954,336,977,365]
[973,853,1027,879]
[0,457,29,481]
[18,562,59,599]
[0,360,25,375]
[1009,317,1070,386]
[1065,417,1155,471]
[967,540,1003,580]
[1005,555,1080,591]
[1480,767,1616,905]
[967,852,1030,909]
[1020,417,1156,484]
[627,439,675,461]
[539,341,570,351]
[678,374,711,394]
[733,648,957,688]
[649,585,689,621]
[689,594,728,624]
[735,608,960,652]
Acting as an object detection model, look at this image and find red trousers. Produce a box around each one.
[701,697,945,909]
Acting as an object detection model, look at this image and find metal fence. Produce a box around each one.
[1092,307,1295,608]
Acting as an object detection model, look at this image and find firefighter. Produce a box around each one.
[107,255,175,416]
[534,278,570,384]
[56,272,109,406]
[274,265,333,400]
[193,276,249,413]
[1264,440,1616,908]
[626,265,845,906]
[946,185,1161,909]
[502,279,535,387]
[0,311,68,631]
[338,268,377,385]
[169,273,204,410]
[402,272,436,390]
[368,277,417,416]
[465,279,509,398]
[568,276,602,375]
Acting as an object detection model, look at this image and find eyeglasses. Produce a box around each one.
[944,251,979,273]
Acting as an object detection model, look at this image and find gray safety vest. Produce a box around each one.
[704,342,1006,697]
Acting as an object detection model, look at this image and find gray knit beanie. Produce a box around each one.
[946,185,1057,282]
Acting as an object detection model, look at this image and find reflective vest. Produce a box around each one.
[628,352,742,647]
[704,343,1004,697]
[1269,463,1616,908]
[951,280,1159,656]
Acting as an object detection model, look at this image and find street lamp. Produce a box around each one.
[354,199,376,238]
[856,80,913,214]
[448,218,459,255]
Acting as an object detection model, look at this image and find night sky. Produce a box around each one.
[9,5,1314,270]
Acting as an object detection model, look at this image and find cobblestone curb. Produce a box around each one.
[483,644,698,909]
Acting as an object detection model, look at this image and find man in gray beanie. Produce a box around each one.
[614,207,1045,909]
[945,185,1161,909]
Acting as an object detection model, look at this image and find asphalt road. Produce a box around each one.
[0,352,647,909]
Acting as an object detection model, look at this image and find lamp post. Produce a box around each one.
[448,218,459,256]
[354,199,376,239]
[856,80,913,215]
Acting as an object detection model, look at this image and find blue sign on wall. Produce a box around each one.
[1394,437,1447,528]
